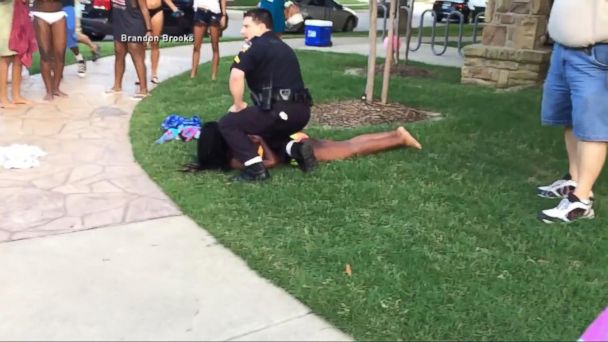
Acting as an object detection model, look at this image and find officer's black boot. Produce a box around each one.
[291,140,318,172]
[231,162,271,182]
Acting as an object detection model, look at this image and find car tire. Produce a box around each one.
[434,14,443,22]
[342,17,355,32]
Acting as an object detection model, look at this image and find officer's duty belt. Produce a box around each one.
[251,88,312,105]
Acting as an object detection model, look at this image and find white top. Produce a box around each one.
[194,0,221,14]
[548,0,608,47]
[304,19,332,27]
[468,0,486,9]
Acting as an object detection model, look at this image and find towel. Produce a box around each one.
[9,0,38,68]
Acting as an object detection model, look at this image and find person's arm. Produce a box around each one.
[162,0,178,12]
[250,135,278,168]
[228,136,279,169]
[137,0,152,33]
[219,0,227,27]
[229,68,247,112]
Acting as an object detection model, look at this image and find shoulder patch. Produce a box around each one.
[240,41,252,53]
[233,55,240,63]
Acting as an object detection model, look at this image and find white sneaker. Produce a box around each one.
[538,194,595,223]
[77,60,87,78]
[537,174,576,199]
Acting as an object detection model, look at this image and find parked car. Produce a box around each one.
[432,0,471,23]
[468,0,486,22]
[285,0,358,33]
[80,0,195,41]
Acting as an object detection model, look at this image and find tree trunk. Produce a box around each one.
[380,0,397,104]
[365,0,378,103]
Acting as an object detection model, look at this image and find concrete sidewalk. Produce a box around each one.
[0,36,460,340]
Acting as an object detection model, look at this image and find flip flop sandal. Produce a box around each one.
[104,88,122,95]
[151,76,160,84]
[130,93,150,101]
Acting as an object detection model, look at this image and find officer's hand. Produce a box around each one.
[228,102,247,113]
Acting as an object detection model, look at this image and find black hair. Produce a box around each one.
[243,8,274,31]
[196,122,231,171]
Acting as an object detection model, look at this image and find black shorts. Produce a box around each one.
[112,7,147,42]
[194,8,221,25]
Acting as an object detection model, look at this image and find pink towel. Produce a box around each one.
[8,0,38,68]
[579,307,608,342]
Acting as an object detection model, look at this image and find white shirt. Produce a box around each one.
[194,0,221,14]
[548,0,608,47]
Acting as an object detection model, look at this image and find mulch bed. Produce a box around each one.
[311,99,438,128]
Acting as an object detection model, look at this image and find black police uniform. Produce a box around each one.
[218,31,312,165]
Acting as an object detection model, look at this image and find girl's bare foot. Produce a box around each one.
[43,93,54,102]
[397,126,422,150]
[0,99,16,109]
[12,96,32,105]
[53,89,68,97]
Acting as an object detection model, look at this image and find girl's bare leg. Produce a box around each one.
[190,23,206,78]
[33,17,54,101]
[112,41,127,91]
[150,10,164,80]
[51,17,68,97]
[209,24,221,80]
[11,56,31,105]
[127,42,148,95]
[0,56,16,108]
[310,127,421,162]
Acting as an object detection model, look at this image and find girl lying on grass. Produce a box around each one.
[182,121,422,172]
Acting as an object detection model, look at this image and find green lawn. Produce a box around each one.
[130,51,608,340]
[28,41,115,75]
[227,0,260,8]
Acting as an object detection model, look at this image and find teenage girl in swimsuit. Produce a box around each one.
[31,0,68,101]
[190,0,227,80]
[143,0,183,85]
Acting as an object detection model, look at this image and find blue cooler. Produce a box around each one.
[304,20,333,47]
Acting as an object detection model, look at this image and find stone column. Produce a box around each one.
[461,0,552,89]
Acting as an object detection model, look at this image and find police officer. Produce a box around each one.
[218,8,317,182]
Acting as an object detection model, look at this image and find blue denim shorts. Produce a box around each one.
[541,43,608,141]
